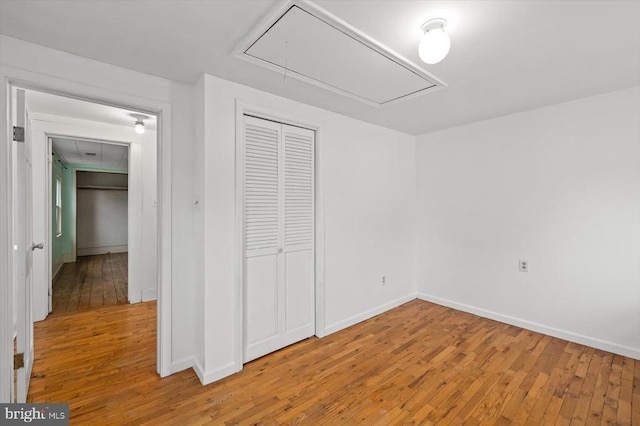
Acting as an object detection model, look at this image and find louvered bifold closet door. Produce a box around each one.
[243,116,315,363]
[281,124,315,347]
[243,116,283,361]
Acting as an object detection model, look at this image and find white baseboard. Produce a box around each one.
[324,293,416,336]
[141,287,157,302]
[416,292,640,360]
[52,261,64,281]
[171,357,194,374]
[77,245,127,256]
[193,359,240,386]
[180,292,640,387]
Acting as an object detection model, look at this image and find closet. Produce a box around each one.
[76,171,128,256]
[243,115,315,362]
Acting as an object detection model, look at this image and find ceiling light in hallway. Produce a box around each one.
[134,119,145,134]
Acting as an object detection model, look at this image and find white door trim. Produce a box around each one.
[31,126,134,322]
[234,100,325,372]
[0,68,173,403]
[0,78,14,403]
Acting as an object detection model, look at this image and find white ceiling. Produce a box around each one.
[1,0,638,135]
[242,4,441,105]
[26,90,157,131]
[26,90,151,171]
[52,137,128,170]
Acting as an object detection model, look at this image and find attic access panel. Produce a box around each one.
[237,3,446,106]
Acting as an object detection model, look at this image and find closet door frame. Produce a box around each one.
[234,101,325,371]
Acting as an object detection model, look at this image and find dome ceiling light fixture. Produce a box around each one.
[134,119,145,134]
[418,18,451,65]
[130,113,149,135]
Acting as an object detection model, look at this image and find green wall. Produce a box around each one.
[51,155,64,274]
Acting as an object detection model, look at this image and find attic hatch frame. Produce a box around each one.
[232,0,447,107]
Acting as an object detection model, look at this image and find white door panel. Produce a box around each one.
[284,250,314,337]
[244,254,280,361]
[30,120,48,322]
[12,88,34,403]
[244,118,280,255]
[283,125,314,248]
[281,123,315,349]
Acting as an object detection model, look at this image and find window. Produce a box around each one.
[55,176,62,237]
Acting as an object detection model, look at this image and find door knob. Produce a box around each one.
[31,242,44,251]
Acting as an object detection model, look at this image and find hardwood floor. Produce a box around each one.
[28,299,639,425]
[51,253,128,316]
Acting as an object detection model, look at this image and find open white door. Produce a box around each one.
[11,88,35,402]
[47,136,54,315]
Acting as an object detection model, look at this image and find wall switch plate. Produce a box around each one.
[519,259,528,272]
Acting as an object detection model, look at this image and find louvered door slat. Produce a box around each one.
[284,126,314,248]
[244,121,280,252]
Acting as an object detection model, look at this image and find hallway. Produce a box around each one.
[51,253,128,316]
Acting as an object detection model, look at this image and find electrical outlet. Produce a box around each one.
[519,259,528,272]
[381,275,387,286]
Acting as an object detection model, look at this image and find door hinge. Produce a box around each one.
[14,353,24,370]
[13,126,25,142]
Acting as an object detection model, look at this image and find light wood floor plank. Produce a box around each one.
[28,299,638,424]
[51,253,128,317]
[632,360,640,426]
[586,351,613,425]
[616,355,634,426]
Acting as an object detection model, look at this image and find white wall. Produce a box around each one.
[194,74,417,383]
[0,35,196,378]
[192,76,205,371]
[415,87,640,358]
[50,159,64,278]
[131,128,159,302]
[141,131,158,299]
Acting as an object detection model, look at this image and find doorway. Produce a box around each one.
[52,161,131,314]
[50,137,130,314]
[25,90,158,318]
[6,84,164,402]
